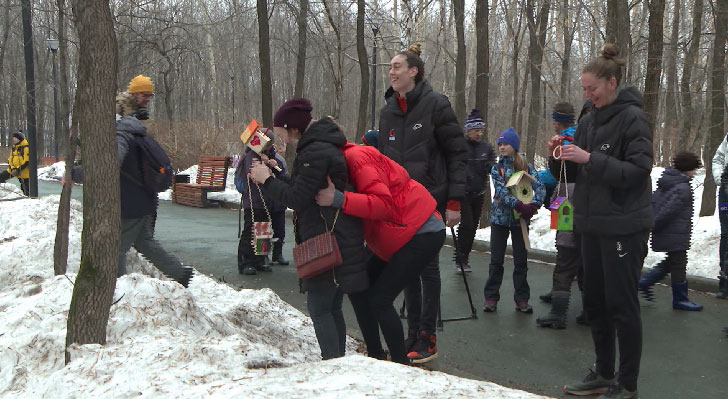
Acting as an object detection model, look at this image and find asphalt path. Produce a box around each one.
[36,180,728,398]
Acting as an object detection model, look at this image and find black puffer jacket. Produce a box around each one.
[465,140,496,195]
[262,118,368,294]
[651,166,693,252]
[377,80,468,207]
[572,86,654,236]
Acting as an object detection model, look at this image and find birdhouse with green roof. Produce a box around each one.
[548,196,573,231]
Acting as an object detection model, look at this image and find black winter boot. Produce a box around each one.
[176,266,194,288]
[717,271,728,299]
[638,265,668,301]
[272,241,289,265]
[536,291,570,329]
[539,291,553,303]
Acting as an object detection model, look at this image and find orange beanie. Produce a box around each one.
[127,75,154,94]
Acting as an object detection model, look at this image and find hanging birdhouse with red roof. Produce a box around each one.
[549,196,573,231]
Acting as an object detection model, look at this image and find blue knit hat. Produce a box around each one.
[362,129,378,147]
[464,109,485,130]
[497,127,519,152]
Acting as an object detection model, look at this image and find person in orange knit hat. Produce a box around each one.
[116,74,155,120]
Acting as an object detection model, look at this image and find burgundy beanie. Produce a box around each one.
[273,98,313,131]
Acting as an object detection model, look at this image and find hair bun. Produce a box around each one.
[601,43,619,60]
[408,43,422,56]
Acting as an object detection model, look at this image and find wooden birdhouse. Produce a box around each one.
[240,119,271,155]
[505,170,536,206]
[548,196,573,231]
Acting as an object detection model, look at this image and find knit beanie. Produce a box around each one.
[464,109,485,130]
[273,98,313,131]
[12,131,25,141]
[497,127,520,152]
[671,151,702,172]
[362,129,379,147]
[127,75,154,94]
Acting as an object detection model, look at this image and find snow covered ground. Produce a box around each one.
[0,182,552,398]
[37,161,724,281]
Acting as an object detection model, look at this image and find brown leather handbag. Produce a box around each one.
[292,209,342,279]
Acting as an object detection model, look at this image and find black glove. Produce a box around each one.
[10,168,19,177]
[134,108,149,120]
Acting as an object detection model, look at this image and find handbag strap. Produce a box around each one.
[320,208,341,232]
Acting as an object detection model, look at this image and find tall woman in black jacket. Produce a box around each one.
[560,44,653,399]
[250,99,369,360]
[377,43,467,363]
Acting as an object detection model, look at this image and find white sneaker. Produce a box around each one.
[455,263,472,273]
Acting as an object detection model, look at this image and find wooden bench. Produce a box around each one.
[172,156,231,208]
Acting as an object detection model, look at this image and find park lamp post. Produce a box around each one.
[46,38,60,161]
[370,16,383,131]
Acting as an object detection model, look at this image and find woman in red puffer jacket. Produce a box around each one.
[316,139,445,364]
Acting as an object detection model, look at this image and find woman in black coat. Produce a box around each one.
[560,44,653,398]
[250,98,369,360]
[639,152,702,311]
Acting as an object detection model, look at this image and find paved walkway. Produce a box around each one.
[37,181,728,397]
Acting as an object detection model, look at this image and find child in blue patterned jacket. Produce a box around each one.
[483,127,545,313]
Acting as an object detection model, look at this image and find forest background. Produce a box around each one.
[1,0,728,215]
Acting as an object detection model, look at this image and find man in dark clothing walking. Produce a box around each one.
[69,76,192,287]
[456,109,495,273]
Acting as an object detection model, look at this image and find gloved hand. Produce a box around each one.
[514,201,535,220]
[10,168,19,177]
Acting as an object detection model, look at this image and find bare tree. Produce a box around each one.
[700,0,728,216]
[662,0,681,161]
[294,0,308,98]
[257,0,273,126]
[453,0,467,124]
[65,0,119,364]
[643,0,665,161]
[606,0,631,77]
[679,0,703,153]
[476,0,491,227]
[355,0,369,138]
[524,0,550,162]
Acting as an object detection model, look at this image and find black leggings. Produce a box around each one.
[350,230,445,364]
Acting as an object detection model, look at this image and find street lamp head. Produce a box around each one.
[46,38,59,52]
[370,16,383,35]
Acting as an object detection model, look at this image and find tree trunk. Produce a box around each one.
[559,0,574,101]
[606,0,631,75]
[525,0,550,163]
[65,0,120,364]
[476,0,491,227]
[679,0,703,153]
[257,0,273,126]
[643,0,665,162]
[21,0,38,197]
[356,0,369,140]
[700,0,728,217]
[453,0,467,125]
[58,0,72,160]
[663,0,680,162]
[294,0,308,98]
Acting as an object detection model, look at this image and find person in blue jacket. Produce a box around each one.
[483,127,545,313]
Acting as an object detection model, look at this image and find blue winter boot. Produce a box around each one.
[671,281,703,311]
[638,266,668,301]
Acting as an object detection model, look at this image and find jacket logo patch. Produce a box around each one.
[413,123,422,131]
[600,144,610,151]
[303,163,310,167]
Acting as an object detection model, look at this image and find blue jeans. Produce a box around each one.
[307,285,346,360]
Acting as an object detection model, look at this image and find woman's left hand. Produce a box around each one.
[249,160,272,184]
[315,176,335,206]
[445,209,461,227]
[559,144,590,164]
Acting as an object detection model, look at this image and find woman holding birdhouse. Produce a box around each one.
[483,127,545,314]
[249,98,370,361]
[560,44,653,399]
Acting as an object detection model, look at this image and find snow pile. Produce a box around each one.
[0,184,552,398]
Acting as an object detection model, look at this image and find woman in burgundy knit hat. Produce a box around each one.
[249,98,371,361]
